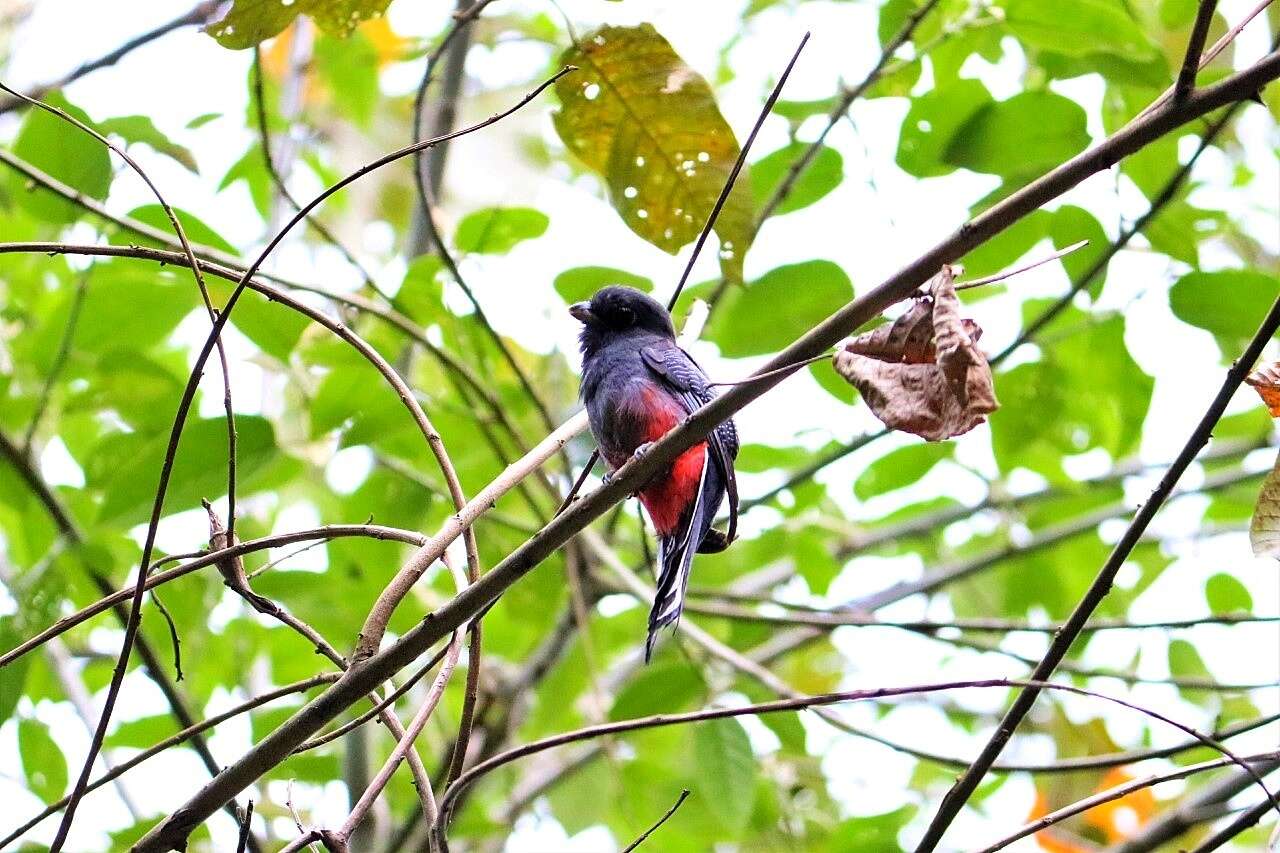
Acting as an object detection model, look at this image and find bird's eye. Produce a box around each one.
[616,306,635,326]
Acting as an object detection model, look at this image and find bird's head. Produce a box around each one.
[570,286,675,355]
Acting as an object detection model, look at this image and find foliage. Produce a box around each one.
[0,1,1277,852]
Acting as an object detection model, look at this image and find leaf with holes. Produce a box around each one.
[554,25,754,282]
[207,0,393,49]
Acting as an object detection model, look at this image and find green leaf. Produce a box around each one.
[609,663,705,720]
[854,442,954,500]
[1159,0,1198,28]
[1002,0,1160,60]
[1167,637,1213,705]
[10,93,112,225]
[896,80,993,178]
[396,255,445,325]
[1051,205,1110,297]
[0,617,32,724]
[554,266,653,305]
[692,718,755,832]
[205,277,309,361]
[219,144,272,218]
[454,207,549,255]
[207,0,392,49]
[554,24,754,282]
[773,96,839,123]
[1204,573,1252,614]
[708,261,853,358]
[1170,270,1280,355]
[98,115,198,172]
[946,91,1089,179]
[314,30,380,128]
[90,416,296,525]
[826,805,914,852]
[751,143,843,217]
[104,714,181,749]
[120,204,239,255]
[186,112,221,129]
[992,305,1152,479]
[19,718,67,804]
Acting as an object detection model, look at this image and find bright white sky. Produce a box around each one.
[1,0,1278,850]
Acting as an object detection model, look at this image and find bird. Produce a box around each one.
[570,285,738,661]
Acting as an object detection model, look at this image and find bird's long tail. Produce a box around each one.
[646,457,719,661]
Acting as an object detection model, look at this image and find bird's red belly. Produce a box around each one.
[631,385,705,536]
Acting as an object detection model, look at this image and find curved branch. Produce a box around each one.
[436,677,1268,835]
[1,524,425,669]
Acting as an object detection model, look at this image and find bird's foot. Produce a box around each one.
[631,441,655,461]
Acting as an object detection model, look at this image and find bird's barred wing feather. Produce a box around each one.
[640,344,739,543]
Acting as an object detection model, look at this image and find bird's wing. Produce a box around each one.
[640,343,738,544]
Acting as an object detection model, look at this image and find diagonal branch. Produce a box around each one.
[911,298,1280,849]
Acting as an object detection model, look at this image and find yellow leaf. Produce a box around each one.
[553,25,754,283]
[360,16,407,66]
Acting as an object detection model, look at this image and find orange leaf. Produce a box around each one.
[1027,790,1096,853]
[1084,769,1155,843]
[1246,361,1280,417]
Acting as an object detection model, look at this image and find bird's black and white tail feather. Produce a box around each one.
[645,454,719,661]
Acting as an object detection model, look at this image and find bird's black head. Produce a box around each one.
[571,286,675,356]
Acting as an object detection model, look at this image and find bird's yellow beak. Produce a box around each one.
[569,302,596,324]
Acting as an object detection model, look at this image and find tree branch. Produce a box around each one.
[621,789,690,852]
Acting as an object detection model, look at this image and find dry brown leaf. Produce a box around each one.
[1250,450,1280,558]
[833,265,997,441]
[844,295,983,365]
[1245,361,1280,417]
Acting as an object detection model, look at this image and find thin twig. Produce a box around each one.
[437,677,1266,832]
[668,31,810,309]
[147,588,182,680]
[236,801,255,853]
[1176,1,1220,103]
[955,239,1089,290]
[621,789,690,852]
